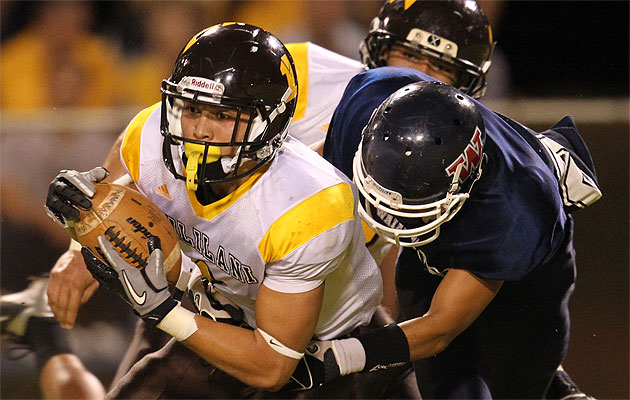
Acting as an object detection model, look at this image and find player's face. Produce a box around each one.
[386,45,459,86]
[180,101,252,158]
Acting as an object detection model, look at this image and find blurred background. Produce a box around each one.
[1,1,627,398]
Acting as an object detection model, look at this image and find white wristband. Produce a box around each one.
[332,337,366,375]
[257,328,304,360]
[157,305,198,341]
[68,239,82,252]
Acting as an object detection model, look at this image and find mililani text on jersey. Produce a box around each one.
[167,216,258,285]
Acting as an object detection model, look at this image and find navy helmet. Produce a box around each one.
[353,80,486,246]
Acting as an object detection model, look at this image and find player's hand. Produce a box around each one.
[283,340,342,391]
[48,249,99,329]
[45,167,109,227]
[188,275,245,326]
[82,235,177,326]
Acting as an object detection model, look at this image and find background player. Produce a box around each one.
[1,277,105,399]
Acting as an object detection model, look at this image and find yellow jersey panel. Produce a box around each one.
[121,103,160,183]
[258,182,354,263]
[285,42,364,146]
[285,43,309,121]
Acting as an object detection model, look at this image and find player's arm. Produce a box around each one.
[83,235,325,391]
[399,268,502,360]
[309,138,326,156]
[297,268,502,384]
[46,131,133,328]
[102,131,137,188]
[184,283,324,390]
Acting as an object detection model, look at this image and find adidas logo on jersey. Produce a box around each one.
[155,184,171,200]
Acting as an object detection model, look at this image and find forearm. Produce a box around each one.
[101,132,128,182]
[180,315,298,390]
[154,304,299,390]
[399,314,462,360]
[325,270,502,376]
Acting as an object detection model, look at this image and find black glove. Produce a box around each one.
[45,167,109,227]
[82,235,177,326]
[283,341,342,391]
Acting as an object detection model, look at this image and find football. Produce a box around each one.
[67,183,182,282]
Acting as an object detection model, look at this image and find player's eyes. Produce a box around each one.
[404,51,419,60]
[184,106,200,115]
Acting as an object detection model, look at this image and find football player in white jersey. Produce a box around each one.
[43,23,384,397]
[11,1,495,398]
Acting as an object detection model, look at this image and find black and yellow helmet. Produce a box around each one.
[360,0,495,98]
[161,22,298,188]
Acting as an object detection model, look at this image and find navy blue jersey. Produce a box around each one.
[422,103,568,280]
[325,66,600,280]
[324,66,601,398]
[324,67,439,179]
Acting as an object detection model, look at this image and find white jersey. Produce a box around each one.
[282,43,392,264]
[119,104,382,339]
[285,42,365,146]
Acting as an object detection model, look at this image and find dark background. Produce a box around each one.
[497,1,628,97]
[1,1,628,98]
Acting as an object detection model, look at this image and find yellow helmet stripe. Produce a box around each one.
[284,42,309,121]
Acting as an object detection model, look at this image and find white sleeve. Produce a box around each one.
[262,221,354,293]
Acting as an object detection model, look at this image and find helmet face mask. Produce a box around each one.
[352,81,485,247]
[353,142,473,247]
[160,23,297,190]
[384,43,463,87]
[360,0,495,98]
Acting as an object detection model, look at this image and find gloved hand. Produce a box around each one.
[188,275,245,326]
[45,167,109,227]
[82,235,177,326]
[283,340,342,391]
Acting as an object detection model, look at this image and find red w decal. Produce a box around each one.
[445,127,483,182]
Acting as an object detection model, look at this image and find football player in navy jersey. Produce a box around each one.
[2,2,494,398]
[304,67,601,399]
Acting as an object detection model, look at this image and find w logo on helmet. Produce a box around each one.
[446,127,484,183]
[280,54,297,103]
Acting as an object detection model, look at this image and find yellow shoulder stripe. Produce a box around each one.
[121,103,161,183]
[258,182,355,263]
[285,43,309,121]
[361,220,377,244]
[186,164,269,220]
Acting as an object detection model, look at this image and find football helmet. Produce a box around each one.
[161,23,298,190]
[360,0,495,98]
[353,81,485,247]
